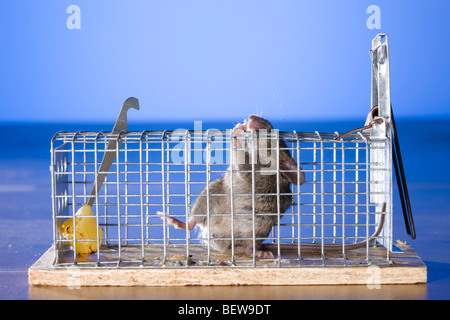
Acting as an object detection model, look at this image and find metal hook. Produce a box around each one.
[88,97,140,206]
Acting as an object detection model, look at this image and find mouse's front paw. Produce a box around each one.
[232,120,249,147]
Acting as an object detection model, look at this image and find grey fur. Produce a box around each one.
[189,115,305,256]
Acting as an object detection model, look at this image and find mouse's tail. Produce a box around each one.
[298,202,387,253]
[157,211,197,231]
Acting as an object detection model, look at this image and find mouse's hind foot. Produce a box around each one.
[244,244,274,259]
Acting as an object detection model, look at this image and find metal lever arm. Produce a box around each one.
[88,97,140,206]
[391,105,416,239]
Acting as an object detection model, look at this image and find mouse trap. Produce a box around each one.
[29,34,426,286]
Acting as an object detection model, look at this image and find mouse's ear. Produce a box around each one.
[279,157,305,186]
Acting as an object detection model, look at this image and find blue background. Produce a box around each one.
[1,0,450,122]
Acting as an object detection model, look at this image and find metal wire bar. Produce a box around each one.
[161,130,167,264]
[251,130,256,267]
[206,129,212,265]
[184,130,191,266]
[276,130,281,265]
[230,130,235,265]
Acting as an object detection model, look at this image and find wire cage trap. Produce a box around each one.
[29,34,426,286]
[51,126,391,266]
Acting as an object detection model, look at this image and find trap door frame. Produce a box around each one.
[369,33,393,252]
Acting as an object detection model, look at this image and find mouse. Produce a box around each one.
[158,115,385,259]
[159,115,304,259]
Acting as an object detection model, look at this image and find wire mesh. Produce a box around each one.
[50,129,392,268]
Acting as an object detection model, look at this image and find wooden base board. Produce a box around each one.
[28,243,426,286]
